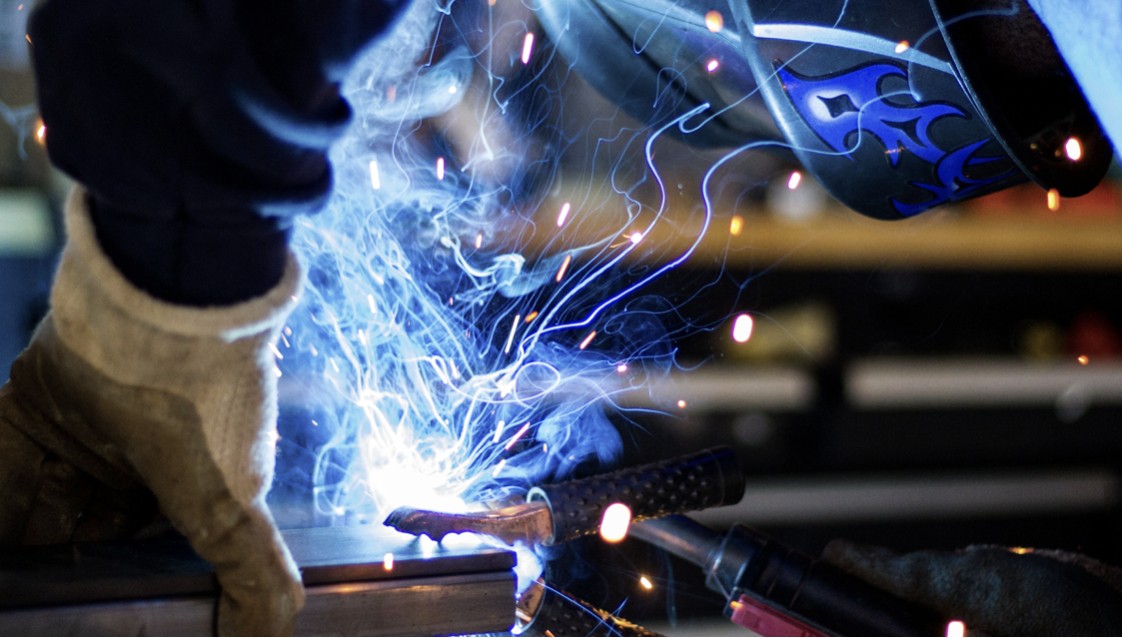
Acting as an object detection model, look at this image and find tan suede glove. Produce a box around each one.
[824,539,1122,636]
[0,190,305,635]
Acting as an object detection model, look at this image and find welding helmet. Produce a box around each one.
[537,0,1112,219]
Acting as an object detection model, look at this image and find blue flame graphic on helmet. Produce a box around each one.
[779,62,961,166]
[890,139,1015,216]
[778,61,1013,215]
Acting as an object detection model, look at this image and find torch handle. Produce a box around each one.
[527,446,744,544]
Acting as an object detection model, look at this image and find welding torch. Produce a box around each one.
[386,446,948,636]
[387,447,744,635]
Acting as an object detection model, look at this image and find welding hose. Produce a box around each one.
[526,447,745,545]
[631,516,947,636]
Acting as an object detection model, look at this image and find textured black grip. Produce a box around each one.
[528,447,744,544]
[525,587,660,637]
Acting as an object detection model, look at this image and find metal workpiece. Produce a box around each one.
[0,525,516,636]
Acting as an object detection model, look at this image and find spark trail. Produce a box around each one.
[276,1,696,536]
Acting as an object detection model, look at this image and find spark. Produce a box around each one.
[1047,188,1061,211]
[895,40,910,53]
[616,363,628,374]
[504,422,532,451]
[492,459,506,476]
[732,313,754,343]
[706,59,720,73]
[1077,354,1090,365]
[628,231,643,245]
[1064,136,1083,161]
[639,576,654,590]
[787,170,802,190]
[271,343,285,360]
[524,311,539,323]
[521,32,535,65]
[474,233,483,249]
[556,201,572,227]
[25,34,31,45]
[677,399,687,409]
[578,330,597,350]
[448,84,458,95]
[383,553,395,571]
[435,156,446,181]
[35,121,45,145]
[598,503,632,543]
[491,419,507,444]
[368,160,381,190]
[555,254,572,282]
[705,10,724,33]
[503,314,521,354]
[945,620,966,638]
[729,215,744,237]
[1010,547,1033,554]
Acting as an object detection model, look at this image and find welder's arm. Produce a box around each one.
[824,541,1122,635]
[0,1,403,634]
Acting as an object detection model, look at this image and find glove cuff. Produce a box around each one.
[54,188,303,342]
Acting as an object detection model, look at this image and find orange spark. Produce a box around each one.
[556,201,572,227]
[729,214,744,237]
[1064,137,1083,161]
[1046,188,1060,211]
[732,313,754,343]
[579,330,596,350]
[598,503,632,543]
[705,10,724,33]
[787,170,802,190]
[504,422,531,451]
[555,254,572,282]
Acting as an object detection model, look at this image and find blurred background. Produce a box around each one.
[3,1,1121,634]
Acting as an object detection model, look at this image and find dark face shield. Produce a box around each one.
[537,0,1111,219]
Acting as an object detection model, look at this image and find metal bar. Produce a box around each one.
[0,526,517,636]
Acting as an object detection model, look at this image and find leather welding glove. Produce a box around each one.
[0,189,306,635]
[2,0,405,634]
[823,540,1122,635]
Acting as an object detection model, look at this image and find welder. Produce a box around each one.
[0,1,411,634]
[0,1,1119,637]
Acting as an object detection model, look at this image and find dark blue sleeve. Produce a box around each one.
[29,0,406,305]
